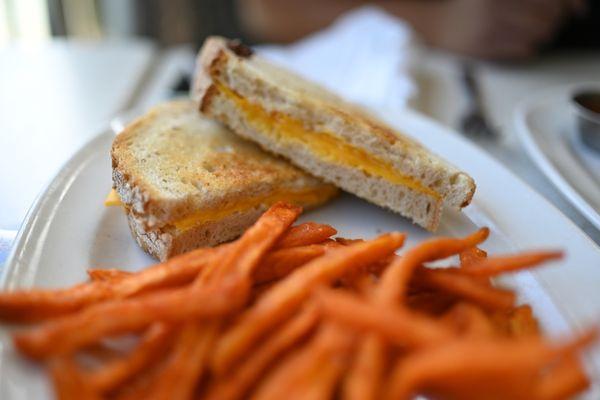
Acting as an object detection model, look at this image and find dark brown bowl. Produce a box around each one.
[572,90,600,153]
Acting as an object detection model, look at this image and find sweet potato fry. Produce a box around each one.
[459,251,563,277]
[338,253,395,286]
[335,237,363,246]
[421,377,536,400]
[342,335,386,400]
[315,288,452,347]
[111,355,170,400]
[341,231,488,400]
[0,247,223,322]
[441,302,496,337]
[82,342,126,364]
[415,268,516,310]
[344,273,377,296]
[507,305,540,337]
[87,269,132,282]
[459,247,490,285]
[251,324,354,400]
[383,330,597,400]
[253,241,342,286]
[553,328,598,357]
[49,356,101,400]
[342,258,399,400]
[85,322,173,393]
[383,339,543,400]
[208,202,302,282]
[252,245,328,284]
[211,233,405,375]
[378,228,490,305]
[535,355,590,400]
[204,305,319,400]
[145,321,218,400]
[406,290,457,315]
[459,247,487,268]
[274,222,337,249]
[14,277,247,359]
[104,245,223,295]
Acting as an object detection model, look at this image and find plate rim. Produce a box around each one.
[514,84,600,231]
[1,131,113,289]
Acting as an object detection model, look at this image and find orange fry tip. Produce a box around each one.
[460,250,564,277]
[549,250,564,260]
[274,222,338,249]
[475,227,490,242]
[269,201,303,215]
[390,232,407,247]
[562,327,599,351]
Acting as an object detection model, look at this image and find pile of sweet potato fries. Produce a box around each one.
[0,202,595,399]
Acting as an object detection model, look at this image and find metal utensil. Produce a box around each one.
[572,89,600,153]
[459,64,497,139]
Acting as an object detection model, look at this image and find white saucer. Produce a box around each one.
[515,84,600,230]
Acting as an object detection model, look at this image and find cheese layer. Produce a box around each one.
[104,189,122,206]
[171,186,336,230]
[215,83,440,199]
[104,187,336,231]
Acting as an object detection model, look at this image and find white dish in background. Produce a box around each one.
[515,84,600,231]
[2,107,600,398]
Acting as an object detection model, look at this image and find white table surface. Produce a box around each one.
[0,39,155,232]
[1,41,599,265]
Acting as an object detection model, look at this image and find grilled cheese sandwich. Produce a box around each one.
[193,37,475,231]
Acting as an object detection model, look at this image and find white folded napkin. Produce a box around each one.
[258,6,415,112]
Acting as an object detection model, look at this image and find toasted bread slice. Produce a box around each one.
[111,100,337,260]
[193,37,475,231]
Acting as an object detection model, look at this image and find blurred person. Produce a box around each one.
[238,0,598,60]
[136,0,249,46]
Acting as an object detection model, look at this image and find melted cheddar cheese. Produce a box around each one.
[104,187,337,231]
[215,83,440,200]
[104,189,122,206]
[172,186,336,230]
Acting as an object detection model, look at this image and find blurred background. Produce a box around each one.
[0,0,245,46]
[2,0,599,56]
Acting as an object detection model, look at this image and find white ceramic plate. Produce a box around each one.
[515,84,600,231]
[2,107,600,398]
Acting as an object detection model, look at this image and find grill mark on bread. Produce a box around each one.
[226,39,254,58]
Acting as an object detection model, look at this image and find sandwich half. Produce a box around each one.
[111,100,337,260]
[193,37,475,231]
